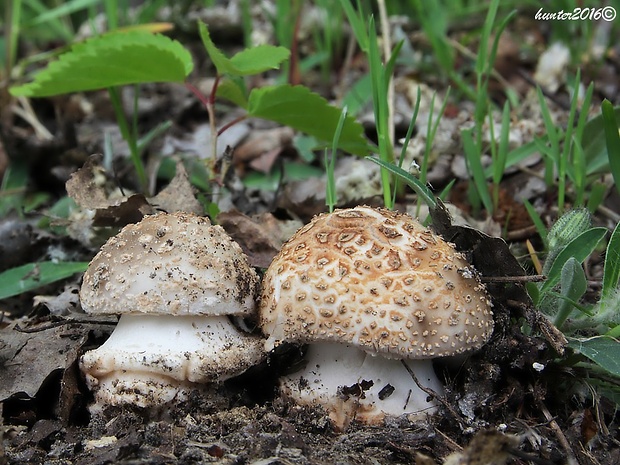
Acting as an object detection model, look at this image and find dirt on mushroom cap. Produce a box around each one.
[80,212,260,316]
[259,206,494,358]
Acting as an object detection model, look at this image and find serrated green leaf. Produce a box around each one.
[198,22,236,75]
[568,336,620,377]
[230,45,290,75]
[0,261,89,300]
[198,22,289,76]
[10,31,193,97]
[247,84,369,156]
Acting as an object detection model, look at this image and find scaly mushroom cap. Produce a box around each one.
[80,212,259,316]
[259,206,493,358]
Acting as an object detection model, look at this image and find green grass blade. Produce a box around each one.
[366,156,436,209]
[26,0,99,27]
[602,221,620,303]
[0,261,89,300]
[602,99,620,195]
[462,128,493,213]
[523,198,548,246]
[325,107,348,212]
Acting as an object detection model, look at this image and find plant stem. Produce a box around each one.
[218,115,248,136]
[107,86,148,193]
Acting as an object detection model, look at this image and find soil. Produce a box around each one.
[2,3,620,464]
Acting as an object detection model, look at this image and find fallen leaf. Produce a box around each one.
[150,159,203,215]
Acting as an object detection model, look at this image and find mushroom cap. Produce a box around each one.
[80,212,259,316]
[259,206,493,358]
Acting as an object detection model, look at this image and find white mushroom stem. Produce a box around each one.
[80,314,264,408]
[280,342,443,429]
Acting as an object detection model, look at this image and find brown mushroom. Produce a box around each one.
[259,206,493,428]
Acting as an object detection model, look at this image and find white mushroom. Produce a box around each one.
[259,206,494,428]
[79,212,265,408]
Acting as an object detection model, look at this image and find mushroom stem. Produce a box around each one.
[81,314,264,407]
[280,342,443,429]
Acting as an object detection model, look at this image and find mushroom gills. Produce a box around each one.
[280,342,443,427]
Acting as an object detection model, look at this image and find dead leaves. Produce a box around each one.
[64,155,203,242]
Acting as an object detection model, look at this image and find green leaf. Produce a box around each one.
[10,31,193,97]
[568,336,620,377]
[547,208,592,252]
[540,227,608,294]
[230,45,290,75]
[27,0,101,27]
[555,257,587,329]
[582,103,620,175]
[602,221,620,303]
[522,198,548,246]
[602,100,620,195]
[366,156,436,209]
[0,261,89,300]
[199,22,289,76]
[216,78,249,108]
[462,128,494,213]
[247,84,369,156]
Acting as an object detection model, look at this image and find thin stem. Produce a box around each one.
[186,79,219,173]
[107,86,148,193]
[218,115,248,136]
[377,0,393,149]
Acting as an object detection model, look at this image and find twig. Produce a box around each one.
[505,225,539,241]
[12,96,54,140]
[14,318,117,333]
[480,274,546,284]
[533,388,579,465]
[400,360,466,429]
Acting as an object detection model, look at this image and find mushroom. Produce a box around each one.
[79,212,265,408]
[259,206,493,428]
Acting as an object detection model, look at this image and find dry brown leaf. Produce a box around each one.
[150,159,203,215]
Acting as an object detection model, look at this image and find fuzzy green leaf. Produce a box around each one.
[555,257,588,329]
[247,84,369,156]
[568,336,620,377]
[10,31,193,97]
[540,227,608,294]
[0,261,89,300]
[199,22,289,76]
